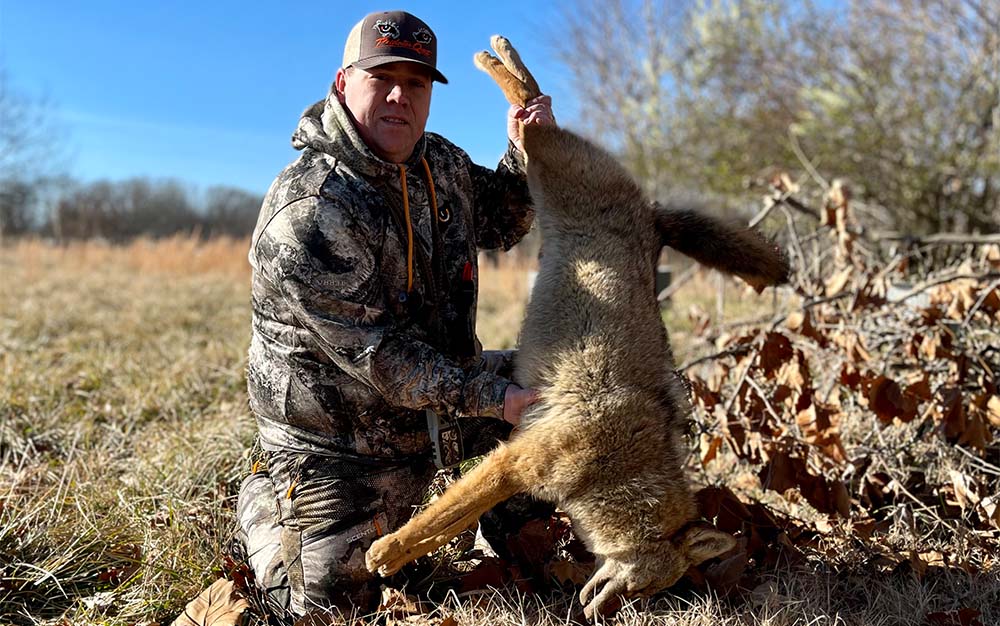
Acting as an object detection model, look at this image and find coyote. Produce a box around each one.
[366,36,789,618]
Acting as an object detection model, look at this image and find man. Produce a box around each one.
[236,10,555,618]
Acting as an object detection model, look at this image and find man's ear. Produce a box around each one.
[678,525,737,565]
[333,68,349,103]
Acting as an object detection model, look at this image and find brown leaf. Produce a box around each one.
[860,470,897,512]
[785,310,825,344]
[700,433,723,467]
[172,579,249,626]
[908,550,947,581]
[904,373,933,402]
[549,558,594,586]
[979,496,1000,530]
[920,330,952,360]
[688,304,712,337]
[948,470,981,512]
[379,587,424,617]
[863,375,918,423]
[795,403,847,463]
[757,332,794,378]
[982,244,1000,268]
[926,608,984,626]
[936,386,966,441]
[703,552,748,595]
[839,363,862,390]
[977,285,1000,315]
[986,395,1000,427]
[759,451,850,517]
[824,266,853,296]
[98,544,142,587]
[690,377,721,411]
[961,396,993,450]
[830,329,871,363]
[696,486,753,534]
[776,357,808,394]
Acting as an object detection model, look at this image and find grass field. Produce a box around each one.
[1,237,997,625]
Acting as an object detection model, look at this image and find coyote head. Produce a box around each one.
[580,524,736,618]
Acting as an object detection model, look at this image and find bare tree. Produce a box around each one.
[554,0,1000,232]
[203,186,263,237]
[0,67,67,237]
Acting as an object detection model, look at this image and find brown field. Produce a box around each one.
[1,236,998,626]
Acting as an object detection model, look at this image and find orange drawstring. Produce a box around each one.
[420,157,443,223]
[397,159,442,295]
[397,165,415,293]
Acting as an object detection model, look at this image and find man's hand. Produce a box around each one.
[503,384,540,427]
[508,94,555,153]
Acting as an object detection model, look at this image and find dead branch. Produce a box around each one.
[873,232,1000,246]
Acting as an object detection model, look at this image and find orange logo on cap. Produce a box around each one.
[374,37,432,58]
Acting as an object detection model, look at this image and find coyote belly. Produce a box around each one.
[366,36,788,618]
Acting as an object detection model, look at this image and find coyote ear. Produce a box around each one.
[679,526,737,565]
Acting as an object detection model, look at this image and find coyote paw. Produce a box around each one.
[579,559,630,620]
[364,534,407,577]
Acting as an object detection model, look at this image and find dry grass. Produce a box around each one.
[2,237,997,626]
[1,237,253,625]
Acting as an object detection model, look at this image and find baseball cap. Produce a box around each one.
[343,11,448,84]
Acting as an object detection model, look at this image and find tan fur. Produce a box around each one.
[367,37,788,618]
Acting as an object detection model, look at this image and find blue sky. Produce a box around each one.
[1,1,573,194]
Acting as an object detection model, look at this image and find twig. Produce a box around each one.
[954,445,1000,477]
[892,272,1000,304]
[722,334,762,416]
[775,194,822,221]
[788,129,830,191]
[748,198,780,229]
[780,205,809,285]
[657,265,698,302]
[873,232,1000,246]
[962,277,1000,327]
[681,342,755,371]
[745,376,784,427]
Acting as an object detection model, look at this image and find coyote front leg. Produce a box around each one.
[365,444,526,576]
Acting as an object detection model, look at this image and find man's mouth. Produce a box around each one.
[382,116,408,126]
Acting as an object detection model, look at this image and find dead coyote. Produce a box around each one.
[366,36,790,617]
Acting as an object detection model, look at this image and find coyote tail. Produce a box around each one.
[653,202,790,292]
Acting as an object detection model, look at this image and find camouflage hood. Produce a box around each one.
[291,92,428,179]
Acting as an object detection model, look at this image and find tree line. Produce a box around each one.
[1,175,263,241]
[0,69,263,241]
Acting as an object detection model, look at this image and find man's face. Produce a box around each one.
[335,62,433,164]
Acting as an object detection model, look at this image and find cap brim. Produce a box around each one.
[351,56,448,84]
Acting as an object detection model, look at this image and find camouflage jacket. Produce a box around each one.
[247,92,534,459]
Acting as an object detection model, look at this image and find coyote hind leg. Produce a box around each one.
[365,444,525,577]
[473,36,541,107]
[489,35,540,98]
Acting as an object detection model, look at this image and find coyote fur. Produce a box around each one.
[366,36,790,617]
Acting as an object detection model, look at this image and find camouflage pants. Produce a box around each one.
[236,354,534,617]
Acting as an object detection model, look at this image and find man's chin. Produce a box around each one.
[374,137,419,163]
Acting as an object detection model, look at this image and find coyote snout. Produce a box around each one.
[366,36,789,618]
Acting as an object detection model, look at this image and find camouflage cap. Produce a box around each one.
[343,11,448,84]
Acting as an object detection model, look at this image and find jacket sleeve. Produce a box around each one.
[466,141,535,251]
[255,196,510,420]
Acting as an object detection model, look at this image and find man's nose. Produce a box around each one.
[387,84,409,106]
